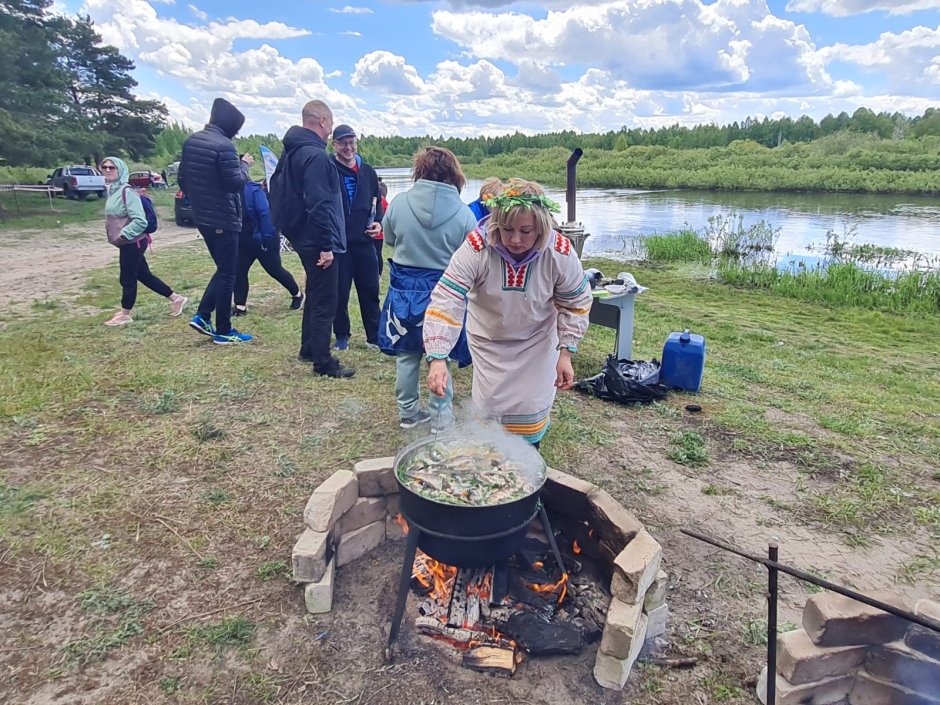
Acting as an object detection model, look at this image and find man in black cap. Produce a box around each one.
[179,97,251,345]
[269,100,354,378]
[330,124,384,351]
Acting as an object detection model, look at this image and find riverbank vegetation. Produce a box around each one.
[638,220,940,313]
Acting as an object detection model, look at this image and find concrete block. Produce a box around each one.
[303,557,335,614]
[586,488,643,553]
[594,614,648,690]
[304,470,358,532]
[386,513,407,541]
[804,591,909,647]
[757,665,854,705]
[292,528,335,582]
[905,599,940,661]
[386,493,400,517]
[644,569,669,611]
[864,642,939,695]
[354,456,397,497]
[645,602,669,640]
[777,628,869,685]
[850,670,940,705]
[610,530,663,605]
[599,598,644,659]
[337,496,386,536]
[336,520,385,567]
[541,467,597,518]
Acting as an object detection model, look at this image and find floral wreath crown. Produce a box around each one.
[483,190,561,214]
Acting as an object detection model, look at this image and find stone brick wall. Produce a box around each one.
[757,591,940,705]
[291,458,669,692]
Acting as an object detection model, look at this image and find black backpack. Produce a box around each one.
[269,152,305,237]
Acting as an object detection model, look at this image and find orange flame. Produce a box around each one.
[527,572,569,605]
[572,539,582,554]
[533,561,544,570]
[394,513,409,535]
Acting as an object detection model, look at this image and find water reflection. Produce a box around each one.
[377,168,940,258]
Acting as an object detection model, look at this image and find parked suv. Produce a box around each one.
[128,171,166,189]
[47,166,106,200]
[174,189,194,226]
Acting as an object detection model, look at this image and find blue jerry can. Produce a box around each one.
[661,329,706,392]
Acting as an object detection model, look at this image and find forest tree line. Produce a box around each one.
[0,0,166,167]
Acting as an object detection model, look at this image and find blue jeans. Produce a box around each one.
[395,351,453,424]
[196,226,238,335]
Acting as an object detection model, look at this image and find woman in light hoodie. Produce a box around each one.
[101,156,187,326]
[378,147,476,430]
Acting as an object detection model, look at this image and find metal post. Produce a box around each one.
[385,526,421,662]
[766,541,779,705]
[538,504,567,577]
[565,149,583,223]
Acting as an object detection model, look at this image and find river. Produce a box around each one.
[376,168,940,260]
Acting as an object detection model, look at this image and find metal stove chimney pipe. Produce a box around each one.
[566,148,583,224]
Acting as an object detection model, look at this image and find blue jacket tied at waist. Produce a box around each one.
[378,261,471,367]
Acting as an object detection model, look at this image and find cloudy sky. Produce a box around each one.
[68,0,940,138]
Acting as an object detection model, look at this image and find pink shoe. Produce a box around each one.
[104,313,133,326]
[170,296,189,317]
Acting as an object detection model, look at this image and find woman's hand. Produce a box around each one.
[555,349,575,389]
[427,359,450,397]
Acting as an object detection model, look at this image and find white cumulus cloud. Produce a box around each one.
[330,5,373,13]
[817,25,940,91]
[431,0,831,94]
[786,0,940,16]
[351,51,427,95]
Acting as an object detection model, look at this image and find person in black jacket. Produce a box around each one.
[179,98,250,345]
[330,124,385,351]
[269,100,354,379]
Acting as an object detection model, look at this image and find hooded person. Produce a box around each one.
[268,99,353,379]
[377,146,476,430]
[179,97,251,345]
[100,156,187,326]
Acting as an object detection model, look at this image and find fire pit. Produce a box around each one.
[291,456,668,691]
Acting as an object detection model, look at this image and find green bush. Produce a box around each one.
[642,230,712,263]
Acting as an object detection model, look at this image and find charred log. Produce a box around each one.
[501,612,583,655]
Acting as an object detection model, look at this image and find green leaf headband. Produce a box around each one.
[483,190,561,214]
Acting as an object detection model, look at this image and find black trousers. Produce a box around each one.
[196,226,238,335]
[334,241,380,344]
[293,241,340,373]
[374,238,385,277]
[119,240,171,309]
[233,238,299,307]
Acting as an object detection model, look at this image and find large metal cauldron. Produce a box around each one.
[393,436,546,568]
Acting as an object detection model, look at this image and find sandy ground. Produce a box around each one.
[0,218,200,310]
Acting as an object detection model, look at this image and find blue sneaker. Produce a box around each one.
[333,337,350,351]
[189,314,215,337]
[213,329,253,345]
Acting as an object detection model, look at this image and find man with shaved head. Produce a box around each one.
[270,100,354,379]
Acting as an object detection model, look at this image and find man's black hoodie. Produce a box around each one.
[270,126,345,254]
[179,98,246,231]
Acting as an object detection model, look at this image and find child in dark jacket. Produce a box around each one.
[233,174,304,315]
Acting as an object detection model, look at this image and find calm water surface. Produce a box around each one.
[377,168,940,259]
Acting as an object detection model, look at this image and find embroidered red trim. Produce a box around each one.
[554,232,572,255]
[467,230,485,252]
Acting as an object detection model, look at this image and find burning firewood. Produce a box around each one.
[462,646,517,676]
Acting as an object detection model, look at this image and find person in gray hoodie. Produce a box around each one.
[378,147,476,429]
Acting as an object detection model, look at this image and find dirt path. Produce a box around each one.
[0,217,199,310]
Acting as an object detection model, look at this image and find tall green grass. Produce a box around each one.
[641,229,712,263]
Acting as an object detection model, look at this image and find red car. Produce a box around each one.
[128,171,166,189]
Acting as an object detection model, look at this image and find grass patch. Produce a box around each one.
[62,586,154,664]
[641,229,712,263]
[667,431,709,467]
[172,617,256,659]
[256,560,289,581]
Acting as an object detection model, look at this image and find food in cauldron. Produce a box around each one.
[397,440,539,507]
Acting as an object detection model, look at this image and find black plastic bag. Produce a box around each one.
[574,355,669,405]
